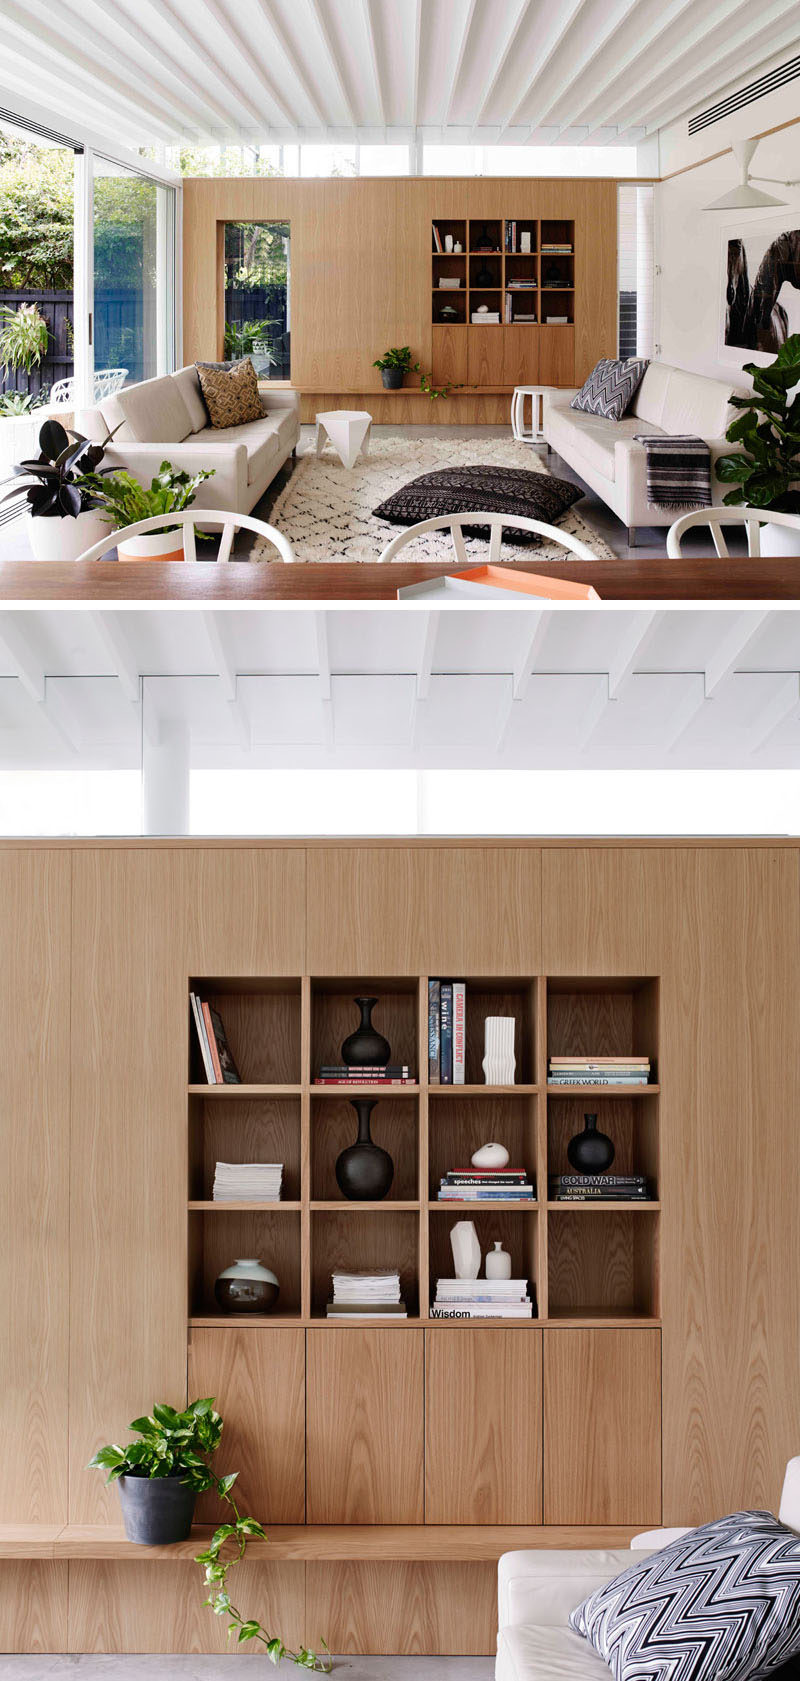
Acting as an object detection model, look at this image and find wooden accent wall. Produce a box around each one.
[182,177,618,407]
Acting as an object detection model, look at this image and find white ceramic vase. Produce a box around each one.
[482,1017,516,1085]
[214,1256,279,1313]
[27,510,110,563]
[472,1141,510,1168]
[485,1241,511,1280]
[450,1219,481,1279]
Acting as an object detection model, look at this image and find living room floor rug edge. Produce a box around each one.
[254,436,612,562]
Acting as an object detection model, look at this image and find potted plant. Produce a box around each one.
[89,1397,329,1669]
[716,333,800,555]
[0,300,49,388]
[0,417,117,562]
[81,460,215,560]
[372,345,419,390]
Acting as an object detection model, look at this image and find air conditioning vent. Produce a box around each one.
[688,53,800,135]
[0,106,81,151]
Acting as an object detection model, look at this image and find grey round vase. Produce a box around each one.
[117,1473,197,1544]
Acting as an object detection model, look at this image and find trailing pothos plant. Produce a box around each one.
[89,1398,330,1671]
[716,332,800,512]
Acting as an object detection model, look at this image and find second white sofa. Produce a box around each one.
[543,360,750,547]
[76,365,300,516]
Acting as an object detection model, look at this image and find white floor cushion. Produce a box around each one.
[497,1624,611,1681]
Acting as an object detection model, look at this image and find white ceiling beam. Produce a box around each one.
[557,0,700,135]
[575,675,613,753]
[443,0,481,127]
[415,614,438,702]
[509,0,637,134]
[746,675,800,755]
[362,0,388,128]
[314,612,331,703]
[200,0,304,130]
[149,0,271,132]
[577,0,752,138]
[661,676,708,752]
[611,0,799,134]
[252,0,330,127]
[469,0,531,133]
[87,0,246,135]
[704,613,770,699]
[0,8,181,140]
[0,624,78,754]
[495,0,587,139]
[607,612,660,701]
[411,0,423,132]
[308,0,359,128]
[56,0,205,139]
[89,613,141,707]
[200,615,250,752]
[495,617,555,753]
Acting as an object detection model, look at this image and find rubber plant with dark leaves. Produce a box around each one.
[0,417,119,526]
[89,1398,330,1671]
[716,332,800,512]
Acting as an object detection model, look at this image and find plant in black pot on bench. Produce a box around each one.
[89,1397,329,1669]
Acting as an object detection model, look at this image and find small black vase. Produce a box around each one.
[342,997,391,1067]
[567,1113,615,1175]
[381,366,404,389]
[335,1099,394,1200]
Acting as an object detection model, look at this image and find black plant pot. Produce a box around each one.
[381,367,404,389]
[567,1113,615,1175]
[117,1472,197,1545]
[336,1099,394,1200]
[342,996,391,1067]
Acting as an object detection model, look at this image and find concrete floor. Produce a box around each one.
[0,423,745,563]
[0,1661,495,1680]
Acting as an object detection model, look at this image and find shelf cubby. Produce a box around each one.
[546,1094,658,1195]
[427,1092,536,1201]
[188,1207,302,1320]
[468,219,503,253]
[189,976,302,1085]
[310,978,419,1082]
[428,1206,538,1318]
[188,1092,302,1202]
[432,218,466,252]
[547,1207,659,1319]
[310,1207,420,1320]
[449,977,537,1087]
[311,1091,419,1203]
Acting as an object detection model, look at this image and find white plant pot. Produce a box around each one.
[117,528,185,562]
[0,413,38,475]
[27,510,110,563]
[759,521,800,556]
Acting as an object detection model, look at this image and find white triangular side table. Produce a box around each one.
[315,409,373,470]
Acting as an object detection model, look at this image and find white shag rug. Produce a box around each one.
[254,434,612,562]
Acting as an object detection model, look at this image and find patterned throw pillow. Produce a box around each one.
[570,1510,800,1681]
[570,356,649,421]
[195,357,263,429]
[373,465,583,543]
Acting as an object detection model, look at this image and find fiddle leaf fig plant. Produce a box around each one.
[89,1398,330,1671]
[716,332,800,512]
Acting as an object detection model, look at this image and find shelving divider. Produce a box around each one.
[418,975,430,1323]
[535,974,549,1321]
[300,975,312,1321]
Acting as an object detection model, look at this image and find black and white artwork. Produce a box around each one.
[721,219,800,362]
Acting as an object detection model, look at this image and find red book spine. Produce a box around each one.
[202,1001,223,1083]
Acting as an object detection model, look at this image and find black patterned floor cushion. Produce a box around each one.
[570,1511,800,1681]
[372,464,582,543]
[571,356,649,420]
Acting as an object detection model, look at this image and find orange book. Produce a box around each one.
[451,565,600,601]
[201,1001,223,1084]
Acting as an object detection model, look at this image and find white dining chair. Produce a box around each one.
[666,506,800,558]
[76,509,296,563]
[49,369,129,406]
[377,511,598,563]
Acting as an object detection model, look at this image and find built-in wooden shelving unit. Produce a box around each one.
[431,214,576,391]
[187,973,660,1330]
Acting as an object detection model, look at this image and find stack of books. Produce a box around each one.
[431,1279,534,1319]
[428,980,465,1084]
[327,1270,406,1319]
[314,1065,414,1086]
[471,312,500,324]
[541,240,573,254]
[212,1161,283,1203]
[550,1173,650,1202]
[437,1168,535,1202]
[190,993,241,1085]
[548,1057,651,1087]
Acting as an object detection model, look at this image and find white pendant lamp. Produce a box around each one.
[703,138,789,211]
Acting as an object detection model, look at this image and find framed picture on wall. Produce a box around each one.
[719,216,800,367]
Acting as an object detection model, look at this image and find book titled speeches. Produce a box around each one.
[429,979,465,1085]
[190,993,241,1085]
[438,1168,535,1202]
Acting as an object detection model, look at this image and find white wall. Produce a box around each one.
[655,60,800,384]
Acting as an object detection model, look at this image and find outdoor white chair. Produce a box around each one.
[49,369,129,407]
[76,509,296,563]
[666,506,800,558]
[378,511,597,562]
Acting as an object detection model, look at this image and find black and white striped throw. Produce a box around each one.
[635,433,712,509]
[570,1510,800,1681]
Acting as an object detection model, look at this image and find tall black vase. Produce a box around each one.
[567,1113,615,1175]
[335,1099,394,1200]
[341,997,391,1068]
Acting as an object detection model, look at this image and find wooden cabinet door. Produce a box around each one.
[502,325,539,387]
[467,326,505,387]
[539,325,574,386]
[432,325,468,387]
[426,1329,542,1523]
[307,1329,424,1522]
[544,1329,661,1524]
[188,1327,305,1522]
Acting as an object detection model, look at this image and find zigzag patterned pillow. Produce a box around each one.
[570,1511,800,1681]
[570,356,649,420]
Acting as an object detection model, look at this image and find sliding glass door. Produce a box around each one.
[92,157,176,388]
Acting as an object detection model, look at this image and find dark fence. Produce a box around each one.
[0,288,148,396]
[0,290,73,397]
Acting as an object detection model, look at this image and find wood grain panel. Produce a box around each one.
[68,1560,306,1653]
[69,847,305,1523]
[431,325,468,386]
[502,324,539,386]
[306,1329,424,1523]
[544,1328,661,1524]
[467,326,505,387]
[541,848,658,973]
[188,1328,305,1522]
[0,1562,67,1651]
[306,1561,497,1655]
[539,326,575,386]
[307,847,541,974]
[426,1330,542,1523]
[0,852,70,1523]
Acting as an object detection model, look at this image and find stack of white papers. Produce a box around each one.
[432,1279,533,1318]
[212,1162,283,1203]
[331,1270,401,1303]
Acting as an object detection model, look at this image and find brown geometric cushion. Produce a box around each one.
[373,464,583,543]
[195,358,263,429]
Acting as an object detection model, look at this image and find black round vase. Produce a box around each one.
[117,1472,197,1545]
[335,1099,394,1200]
[342,997,391,1068]
[567,1113,615,1175]
[381,367,404,390]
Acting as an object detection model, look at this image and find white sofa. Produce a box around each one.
[543,361,750,547]
[496,1456,800,1680]
[75,365,300,516]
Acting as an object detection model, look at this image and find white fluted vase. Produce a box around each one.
[482,1017,516,1085]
